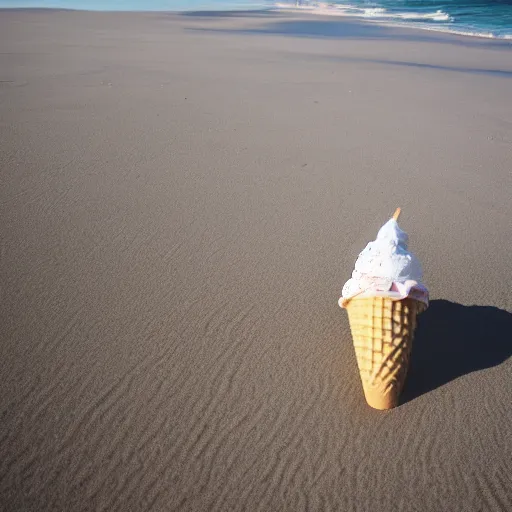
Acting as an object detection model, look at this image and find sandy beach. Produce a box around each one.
[1,8,511,511]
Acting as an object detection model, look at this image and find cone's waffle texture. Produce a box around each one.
[346,297,426,410]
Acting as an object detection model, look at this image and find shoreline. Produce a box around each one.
[2,5,512,42]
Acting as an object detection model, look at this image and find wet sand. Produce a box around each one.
[1,9,511,511]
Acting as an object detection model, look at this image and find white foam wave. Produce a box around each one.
[275,2,452,22]
[360,7,451,21]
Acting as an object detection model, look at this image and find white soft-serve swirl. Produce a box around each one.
[340,217,428,306]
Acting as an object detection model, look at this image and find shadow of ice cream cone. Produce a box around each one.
[401,299,512,403]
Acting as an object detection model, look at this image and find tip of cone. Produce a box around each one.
[363,388,400,410]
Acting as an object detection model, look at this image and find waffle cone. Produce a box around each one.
[345,297,425,410]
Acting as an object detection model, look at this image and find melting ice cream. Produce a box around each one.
[339,212,428,307]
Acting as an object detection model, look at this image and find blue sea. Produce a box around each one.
[1,0,512,39]
[277,0,512,39]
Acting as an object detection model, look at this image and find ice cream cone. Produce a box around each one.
[345,296,425,410]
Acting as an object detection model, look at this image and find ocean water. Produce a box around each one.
[277,0,512,38]
[1,0,512,39]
